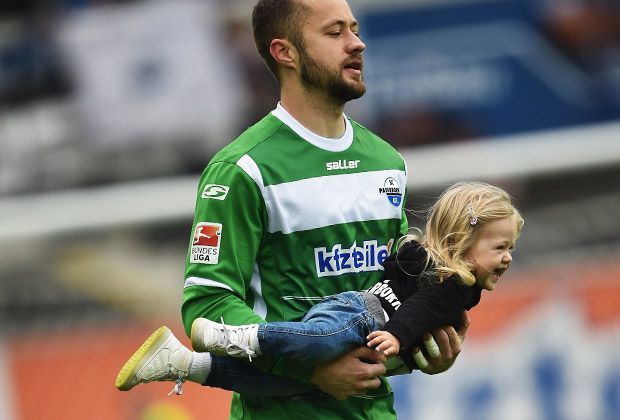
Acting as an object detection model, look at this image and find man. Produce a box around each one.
[117,0,469,418]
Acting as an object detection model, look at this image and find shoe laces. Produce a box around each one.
[162,352,189,396]
[168,376,185,396]
[220,317,257,362]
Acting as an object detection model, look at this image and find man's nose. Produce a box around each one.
[347,31,365,54]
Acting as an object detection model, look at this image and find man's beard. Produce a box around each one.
[299,50,366,103]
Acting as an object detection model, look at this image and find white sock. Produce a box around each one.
[249,327,261,355]
[187,352,212,384]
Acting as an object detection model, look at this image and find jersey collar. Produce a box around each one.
[271,102,353,152]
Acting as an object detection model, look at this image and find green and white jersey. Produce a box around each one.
[182,103,407,419]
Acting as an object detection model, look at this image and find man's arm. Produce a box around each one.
[182,286,265,336]
[182,161,270,331]
[310,347,387,401]
[311,311,470,400]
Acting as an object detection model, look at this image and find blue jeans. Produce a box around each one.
[258,291,384,364]
[205,291,385,397]
[207,354,317,397]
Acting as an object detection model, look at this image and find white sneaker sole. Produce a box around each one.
[115,326,171,391]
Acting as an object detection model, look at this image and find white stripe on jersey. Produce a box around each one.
[249,263,267,319]
[184,277,234,291]
[238,155,405,234]
[236,154,266,196]
[263,170,405,234]
[281,296,327,301]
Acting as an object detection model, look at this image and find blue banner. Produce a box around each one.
[357,0,620,145]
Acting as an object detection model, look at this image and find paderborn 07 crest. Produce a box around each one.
[380,177,402,207]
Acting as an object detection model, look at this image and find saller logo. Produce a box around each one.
[191,222,222,264]
[201,184,230,200]
[314,239,393,277]
[326,159,360,171]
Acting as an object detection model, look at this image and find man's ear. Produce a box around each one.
[269,38,298,70]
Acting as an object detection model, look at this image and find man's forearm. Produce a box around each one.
[181,286,265,337]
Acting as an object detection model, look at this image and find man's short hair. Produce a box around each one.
[252,0,310,81]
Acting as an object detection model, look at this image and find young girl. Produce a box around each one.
[116,181,524,396]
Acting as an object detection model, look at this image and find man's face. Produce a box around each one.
[296,0,366,102]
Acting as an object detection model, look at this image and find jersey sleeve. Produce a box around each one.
[181,160,268,335]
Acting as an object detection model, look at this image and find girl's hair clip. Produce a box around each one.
[466,204,478,225]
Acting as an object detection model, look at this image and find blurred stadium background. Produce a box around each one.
[0,0,619,419]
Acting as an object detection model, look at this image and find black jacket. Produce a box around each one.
[366,240,482,371]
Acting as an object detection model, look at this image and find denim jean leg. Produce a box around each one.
[206,355,316,397]
[257,291,378,365]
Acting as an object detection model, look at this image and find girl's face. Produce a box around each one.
[465,217,518,291]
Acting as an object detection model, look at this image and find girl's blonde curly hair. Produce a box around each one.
[401,181,524,286]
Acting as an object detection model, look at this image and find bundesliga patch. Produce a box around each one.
[191,222,222,264]
[379,177,402,207]
[201,184,230,200]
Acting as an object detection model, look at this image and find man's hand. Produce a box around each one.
[413,310,470,374]
[310,346,387,400]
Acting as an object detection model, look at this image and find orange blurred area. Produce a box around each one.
[7,322,231,420]
[457,257,620,340]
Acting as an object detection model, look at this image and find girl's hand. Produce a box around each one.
[366,330,401,356]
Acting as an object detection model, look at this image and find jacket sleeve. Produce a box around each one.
[382,241,428,281]
[383,278,472,370]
